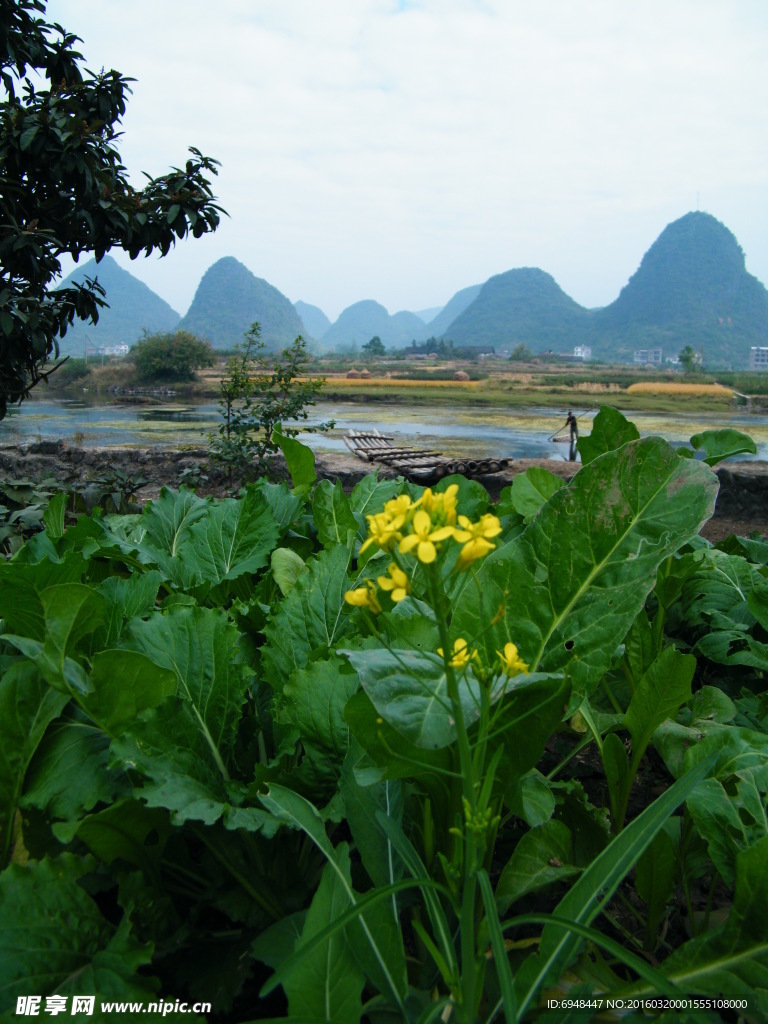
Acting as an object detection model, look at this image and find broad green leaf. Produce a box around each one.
[278,655,360,791]
[184,487,279,584]
[313,478,359,548]
[110,697,238,825]
[79,650,177,735]
[348,475,402,517]
[749,578,768,631]
[505,770,555,827]
[689,428,757,466]
[54,799,171,870]
[0,855,156,1003]
[601,731,630,823]
[0,571,44,639]
[96,571,165,647]
[259,785,408,1012]
[343,690,452,782]
[686,768,768,887]
[43,490,67,539]
[127,606,249,766]
[261,545,359,689]
[271,546,307,596]
[630,835,768,1001]
[112,607,252,822]
[282,844,365,1023]
[2,583,104,695]
[452,437,718,699]
[340,748,404,890]
[514,754,715,1016]
[508,467,565,522]
[141,486,208,559]
[253,479,303,534]
[493,674,571,786]
[496,820,580,911]
[577,406,639,465]
[23,708,128,821]
[634,819,679,948]
[623,647,696,759]
[272,427,316,492]
[0,662,68,860]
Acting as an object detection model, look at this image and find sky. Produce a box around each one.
[46,0,768,323]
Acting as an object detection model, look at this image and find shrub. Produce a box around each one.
[131,330,215,382]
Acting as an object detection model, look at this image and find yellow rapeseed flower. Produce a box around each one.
[344,580,382,614]
[496,642,529,677]
[359,510,406,555]
[416,484,459,528]
[377,563,410,602]
[398,509,455,564]
[453,513,503,570]
[438,638,477,669]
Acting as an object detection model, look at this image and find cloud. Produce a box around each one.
[46,0,768,320]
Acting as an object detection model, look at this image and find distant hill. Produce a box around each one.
[415,305,443,323]
[589,212,768,367]
[177,257,305,350]
[54,256,180,355]
[424,284,482,338]
[443,269,591,350]
[295,300,331,340]
[322,300,427,349]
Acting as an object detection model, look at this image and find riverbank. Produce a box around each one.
[1,440,766,542]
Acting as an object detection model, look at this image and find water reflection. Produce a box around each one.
[3,394,768,462]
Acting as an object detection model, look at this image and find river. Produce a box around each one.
[2,393,768,461]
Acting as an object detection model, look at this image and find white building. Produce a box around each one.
[749,347,768,371]
[573,345,592,360]
[633,347,663,366]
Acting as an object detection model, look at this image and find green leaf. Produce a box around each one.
[505,770,555,827]
[634,819,679,948]
[689,428,757,466]
[43,491,67,539]
[278,655,360,791]
[96,571,164,647]
[282,844,365,1023]
[452,437,718,700]
[514,753,715,1016]
[343,690,452,782]
[2,583,104,695]
[259,785,408,1012]
[631,834,768,1001]
[508,467,565,521]
[0,662,68,862]
[623,647,696,760]
[79,650,177,735]
[271,547,307,596]
[348,476,402,517]
[313,479,359,548]
[342,647,531,750]
[261,545,359,689]
[0,855,156,1003]
[577,406,640,465]
[601,731,630,823]
[496,820,580,911]
[112,607,251,822]
[23,707,127,820]
[55,799,171,870]
[187,487,279,584]
[340,748,404,889]
[272,427,316,492]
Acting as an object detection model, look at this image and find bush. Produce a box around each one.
[131,331,214,382]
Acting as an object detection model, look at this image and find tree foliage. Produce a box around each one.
[362,335,385,357]
[131,330,214,383]
[0,0,224,417]
[209,322,333,481]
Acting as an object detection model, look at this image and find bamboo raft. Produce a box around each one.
[343,429,510,483]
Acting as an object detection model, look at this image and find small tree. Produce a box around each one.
[209,322,333,482]
[509,343,534,362]
[362,336,385,358]
[132,330,214,382]
[678,345,702,373]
